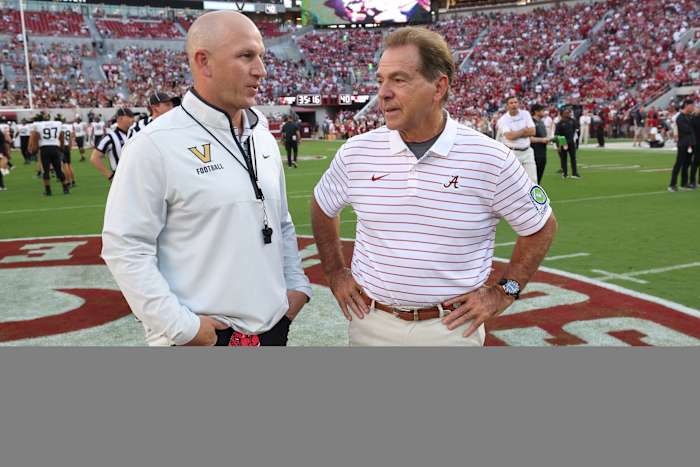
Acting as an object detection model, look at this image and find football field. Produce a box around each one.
[1,141,699,345]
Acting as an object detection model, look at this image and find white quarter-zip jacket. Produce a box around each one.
[102,90,311,346]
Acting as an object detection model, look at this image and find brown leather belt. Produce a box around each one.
[362,295,450,322]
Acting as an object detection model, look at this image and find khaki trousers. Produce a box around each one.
[348,303,485,347]
[514,147,538,184]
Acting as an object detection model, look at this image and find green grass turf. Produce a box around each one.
[1,142,698,309]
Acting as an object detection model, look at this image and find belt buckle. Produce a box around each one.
[391,305,420,321]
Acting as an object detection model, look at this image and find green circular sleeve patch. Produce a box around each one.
[530,186,548,204]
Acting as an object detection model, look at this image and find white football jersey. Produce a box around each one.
[32,121,63,147]
[92,121,105,135]
[73,122,87,137]
[62,124,73,146]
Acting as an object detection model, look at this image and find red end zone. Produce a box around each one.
[1,235,699,346]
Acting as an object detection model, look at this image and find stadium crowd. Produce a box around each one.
[0,40,117,108]
[95,18,183,40]
[0,0,699,137]
[115,46,191,107]
[0,8,89,36]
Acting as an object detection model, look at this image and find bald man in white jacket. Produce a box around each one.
[102,11,311,346]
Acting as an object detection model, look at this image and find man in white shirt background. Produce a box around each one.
[543,108,555,140]
[497,96,538,182]
[579,109,592,146]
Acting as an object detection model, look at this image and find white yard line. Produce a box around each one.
[1,233,102,242]
[554,191,668,204]
[0,204,105,215]
[494,241,516,247]
[545,253,590,261]
[580,165,641,170]
[493,254,700,318]
[589,165,641,171]
[579,164,627,168]
[624,262,700,277]
[592,262,700,284]
[591,269,649,284]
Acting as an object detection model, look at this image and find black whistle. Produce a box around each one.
[262,226,273,244]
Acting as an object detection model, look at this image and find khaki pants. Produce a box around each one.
[514,147,538,184]
[348,303,485,347]
[581,125,590,145]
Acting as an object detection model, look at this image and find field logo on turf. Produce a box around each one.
[1,236,700,346]
[188,143,212,163]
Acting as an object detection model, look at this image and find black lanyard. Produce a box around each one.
[181,105,263,200]
[181,105,273,244]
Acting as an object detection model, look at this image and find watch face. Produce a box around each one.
[503,281,520,295]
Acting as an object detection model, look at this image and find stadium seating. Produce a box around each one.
[0,9,89,37]
[0,40,113,108]
[96,18,184,39]
[295,29,384,94]
[115,47,190,106]
[2,0,699,130]
[544,0,700,115]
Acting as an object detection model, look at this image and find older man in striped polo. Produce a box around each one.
[311,27,557,346]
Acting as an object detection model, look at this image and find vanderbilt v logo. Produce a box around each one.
[188,143,212,163]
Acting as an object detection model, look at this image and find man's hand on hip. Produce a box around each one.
[442,286,515,338]
[328,268,369,321]
[184,316,229,346]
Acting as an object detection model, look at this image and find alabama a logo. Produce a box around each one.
[188,143,212,163]
[443,176,459,189]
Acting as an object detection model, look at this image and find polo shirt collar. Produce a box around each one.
[387,110,457,158]
[181,88,259,137]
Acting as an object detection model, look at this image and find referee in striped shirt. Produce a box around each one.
[128,92,181,139]
[90,108,134,181]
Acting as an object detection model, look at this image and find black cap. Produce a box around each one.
[149,92,181,107]
[115,108,134,118]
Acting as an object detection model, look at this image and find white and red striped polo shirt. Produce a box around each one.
[314,114,552,307]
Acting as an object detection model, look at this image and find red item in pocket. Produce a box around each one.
[229,331,261,347]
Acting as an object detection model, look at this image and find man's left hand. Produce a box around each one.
[286,290,309,321]
[442,286,515,338]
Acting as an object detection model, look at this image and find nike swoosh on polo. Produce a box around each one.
[262,154,271,159]
[371,174,390,181]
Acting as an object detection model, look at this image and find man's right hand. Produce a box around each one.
[327,268,369,321]
[184,316,229,346]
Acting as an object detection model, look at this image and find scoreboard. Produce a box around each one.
[279,94,372,106]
